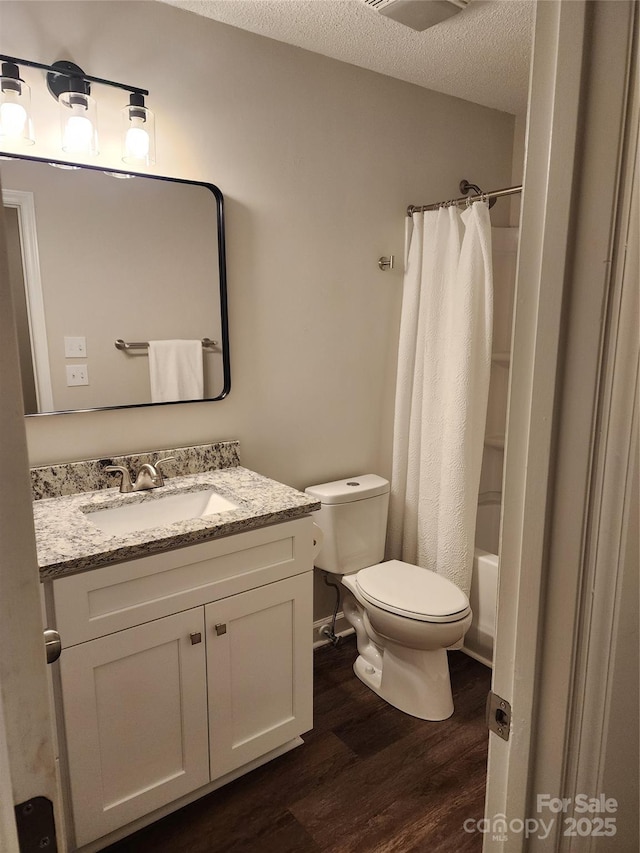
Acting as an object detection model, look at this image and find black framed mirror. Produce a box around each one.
[1,152,230,415]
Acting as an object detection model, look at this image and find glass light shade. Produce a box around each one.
[122,102,155,166]
[59,91,98,155]
[0,75,34,144]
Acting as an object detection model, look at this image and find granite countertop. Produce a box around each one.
[35,466,320,581]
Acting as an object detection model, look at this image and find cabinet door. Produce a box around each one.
[206,572,313,779]
[60,608,210,847]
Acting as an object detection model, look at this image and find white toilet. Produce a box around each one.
[306,475,472,721]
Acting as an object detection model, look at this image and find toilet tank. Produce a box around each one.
[305,475,390,574]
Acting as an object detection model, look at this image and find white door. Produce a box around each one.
[60,608,210,848]
[206,573,313,778]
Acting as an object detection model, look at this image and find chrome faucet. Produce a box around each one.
[104,456,175,493]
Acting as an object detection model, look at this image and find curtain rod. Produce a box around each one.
[407,183,523,217]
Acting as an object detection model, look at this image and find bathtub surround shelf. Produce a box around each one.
[478,490,502,506]
[484,435,506,451]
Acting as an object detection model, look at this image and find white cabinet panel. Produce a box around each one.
[60,608,210,847]
[54,518,312,645]
[206,573,313,778]
[52,519,315,850]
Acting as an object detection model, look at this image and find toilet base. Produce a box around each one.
[353,643,454,721]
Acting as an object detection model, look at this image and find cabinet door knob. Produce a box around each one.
[44,629,62,664]
[215,623,227,636]
[189,632,202,645]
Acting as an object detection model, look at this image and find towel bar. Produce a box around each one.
[115,338,218,351]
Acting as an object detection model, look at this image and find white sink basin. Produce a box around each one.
[84,489,238,536]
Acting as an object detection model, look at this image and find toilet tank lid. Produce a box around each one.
[305,474,389,504]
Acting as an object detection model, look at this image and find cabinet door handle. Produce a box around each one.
[214,623,227,636]
[189,632,202,645]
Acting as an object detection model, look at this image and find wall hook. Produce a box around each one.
[378,255,394,271]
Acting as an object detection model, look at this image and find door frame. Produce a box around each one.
[2,188,54,412]
[484,2,638,850]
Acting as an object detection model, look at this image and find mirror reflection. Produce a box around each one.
[1,154,229,415]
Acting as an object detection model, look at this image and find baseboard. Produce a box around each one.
[313,612,354,648]
[461,644,493,669]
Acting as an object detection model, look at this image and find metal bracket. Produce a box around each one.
[14,797,58,852]
[486,691,511,741]
[378,255,394,271]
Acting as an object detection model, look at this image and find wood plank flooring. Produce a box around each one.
[103,637,491,853]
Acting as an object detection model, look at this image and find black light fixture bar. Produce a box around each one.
[0,54,148,96]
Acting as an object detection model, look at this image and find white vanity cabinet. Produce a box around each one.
[48,517,314,850]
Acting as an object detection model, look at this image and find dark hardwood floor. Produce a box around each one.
[103,637,491,853]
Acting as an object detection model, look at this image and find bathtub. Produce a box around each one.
[463,549,499,667]
[463,497,501,667]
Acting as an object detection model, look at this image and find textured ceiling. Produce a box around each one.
[159,0,535,115]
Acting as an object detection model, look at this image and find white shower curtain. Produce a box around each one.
[388,201,493,597]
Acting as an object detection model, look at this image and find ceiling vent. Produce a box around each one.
[362,0,469,31]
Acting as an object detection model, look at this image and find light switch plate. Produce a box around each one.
[66,364,89,386]
[64,336,87,358]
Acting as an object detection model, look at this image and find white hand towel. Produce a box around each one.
[148,340,204,403]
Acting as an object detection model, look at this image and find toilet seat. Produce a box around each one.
[355,560,471,623]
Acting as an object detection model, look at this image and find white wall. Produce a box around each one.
[1,0,515,617]
[2,0,514,475]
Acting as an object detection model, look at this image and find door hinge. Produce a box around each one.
[486,691,511,741]
[14,796,58,852]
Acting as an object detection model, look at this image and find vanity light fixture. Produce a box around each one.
[122,92,155,166]
[47,61,99,156]
[0,54,155,164]
[0,61,34,145]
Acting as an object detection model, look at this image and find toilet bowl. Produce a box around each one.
[306,475,472,721]
[342,561,472,720]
